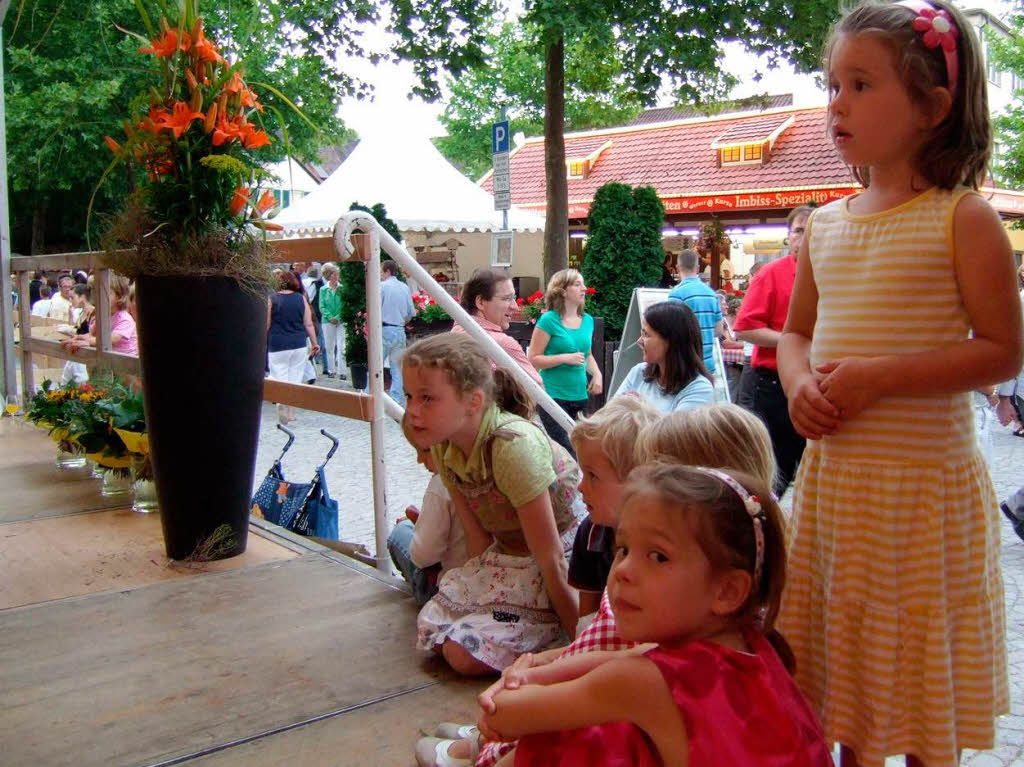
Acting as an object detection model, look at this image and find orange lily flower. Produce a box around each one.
[212,115,245,146]
[104,136,122,155]
[240,87,261,110]
[191,27,222,64]
[224,71,244,95]
[155,101,204,138]
[138,29,180,58]
[229,187,251,217]
[255,190,276,215]
[202,102,218,134]
[242,128,270,149]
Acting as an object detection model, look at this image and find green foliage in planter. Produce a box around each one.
[581,183,665,343]
[341,202,403,366]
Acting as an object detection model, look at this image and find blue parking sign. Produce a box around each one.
[491,120,510,155]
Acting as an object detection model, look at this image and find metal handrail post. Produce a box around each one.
[363,227,391,574]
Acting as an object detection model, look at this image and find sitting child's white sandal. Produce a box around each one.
[435,723,479,740]
[414,735,479,767]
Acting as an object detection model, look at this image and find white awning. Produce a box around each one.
[275,129,545,236]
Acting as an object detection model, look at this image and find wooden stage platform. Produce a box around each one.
[0,418,479,766]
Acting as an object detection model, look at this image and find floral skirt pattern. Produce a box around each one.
[416,524,578,671]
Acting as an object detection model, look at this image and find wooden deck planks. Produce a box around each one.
[180,680,482,767]
[0,554,458,767]
[0,509,297,610]
[0,417,122,523]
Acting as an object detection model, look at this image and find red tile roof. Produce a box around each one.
[711,115,792,146]
[484,107,853,207]
[629,94,794,125]
[564,137,611,158]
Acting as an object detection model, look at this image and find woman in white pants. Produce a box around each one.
[318,263,345,377]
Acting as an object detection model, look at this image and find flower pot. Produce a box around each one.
[135,275,267,560]
[100,467,134,499]
[56,445,87,470]
[407,317,454,339]
[350,363,368,390]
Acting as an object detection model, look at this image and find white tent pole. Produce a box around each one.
[334,212,574,434]
[0,31,18,398]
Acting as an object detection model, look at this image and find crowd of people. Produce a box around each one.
[382,3,1022,767]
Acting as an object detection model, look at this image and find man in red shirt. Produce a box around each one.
[733,205,811,497]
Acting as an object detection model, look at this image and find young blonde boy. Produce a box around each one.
[388,419,467,606]
[568,397,659,622]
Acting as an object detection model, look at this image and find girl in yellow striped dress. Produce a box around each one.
[777,2,1022,766]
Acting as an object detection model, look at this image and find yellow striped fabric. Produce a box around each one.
[779,187,1009,767]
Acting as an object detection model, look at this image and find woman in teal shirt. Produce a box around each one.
[528,269,602,451]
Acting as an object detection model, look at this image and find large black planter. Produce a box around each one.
[135,275,267,560]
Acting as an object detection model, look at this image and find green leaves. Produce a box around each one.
[582,183,665,343]
[341,202,403,366]
[987,20,1024,194]
[434,20,643,178]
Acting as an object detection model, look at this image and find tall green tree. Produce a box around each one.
[435,22,643,180]
[582,183,664,343]
[2,0,371,253]
[397,0,837,281]
[987,14,1024,190]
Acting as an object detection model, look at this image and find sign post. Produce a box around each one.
[491,118,511,220]
[490,115,513,268]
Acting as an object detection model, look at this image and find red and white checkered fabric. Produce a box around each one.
[475,590,637,766]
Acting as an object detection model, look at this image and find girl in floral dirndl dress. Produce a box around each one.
[403,332,584,676]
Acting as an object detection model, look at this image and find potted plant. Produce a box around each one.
[25,380,90,469]
[99,382,157,513]
[408,291,453,338]
[94,0,299,558]
[516,290,546,323]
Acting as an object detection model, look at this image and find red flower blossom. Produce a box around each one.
[138,29,183,58]
[155,101,204,138]
[228,186,250,217]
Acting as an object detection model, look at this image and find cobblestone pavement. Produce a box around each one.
[253,378,1024,766]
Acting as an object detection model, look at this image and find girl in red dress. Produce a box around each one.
[476,463,833,767]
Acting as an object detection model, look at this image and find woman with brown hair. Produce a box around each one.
[527,268,602,452]
[267,270,320,423]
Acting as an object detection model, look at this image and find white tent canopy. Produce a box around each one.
[275,129,545,236]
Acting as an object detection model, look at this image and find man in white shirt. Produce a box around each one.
[379,260,416,405]
[31,285,53,317]
[47,275,74,322]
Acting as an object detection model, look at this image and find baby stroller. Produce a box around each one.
[251,424,339,539]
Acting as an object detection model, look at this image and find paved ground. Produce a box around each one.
[253,376,1024,765]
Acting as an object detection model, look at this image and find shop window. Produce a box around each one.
[720,144,765,166]
[568,160,588,178]
[720,146,741,164]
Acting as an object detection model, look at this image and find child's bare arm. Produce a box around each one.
[779,235,840,438]
[478,645,655,713]
[478,656,687,767]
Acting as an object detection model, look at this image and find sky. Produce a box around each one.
[335,0,1014,144]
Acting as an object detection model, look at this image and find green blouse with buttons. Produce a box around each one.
[432,404,580,554]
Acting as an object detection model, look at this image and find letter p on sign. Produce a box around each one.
[492,120,510,155]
